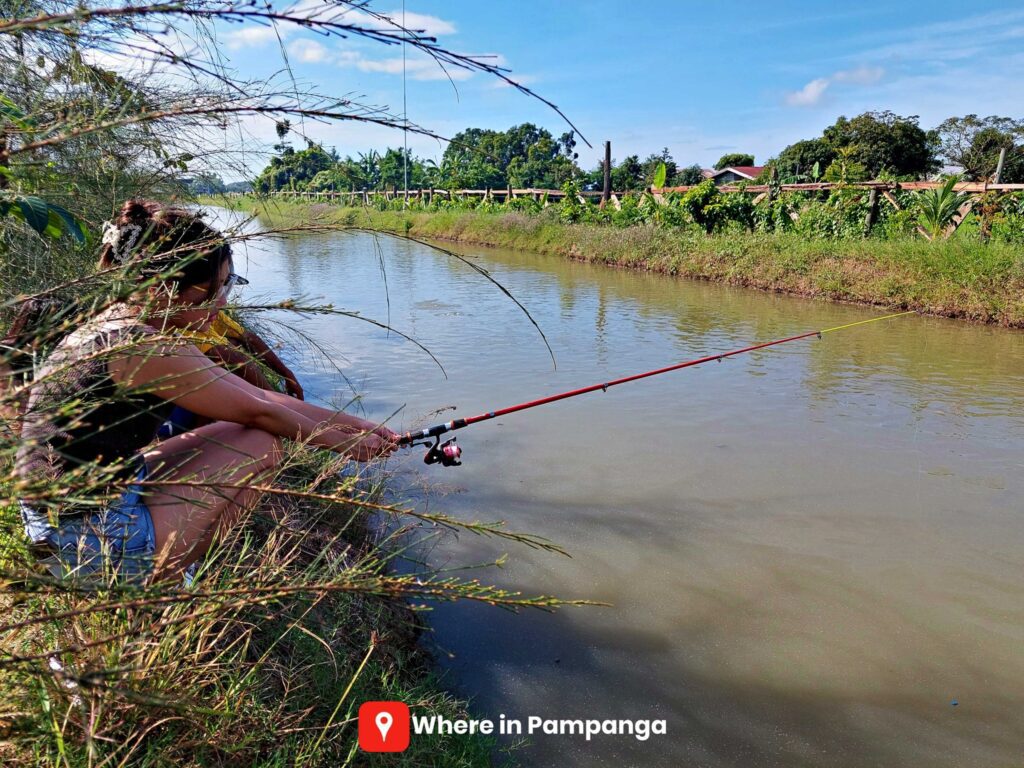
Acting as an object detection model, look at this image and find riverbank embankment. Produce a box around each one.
[220,197,1024,327]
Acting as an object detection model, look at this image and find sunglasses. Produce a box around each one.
[220,272,249,298]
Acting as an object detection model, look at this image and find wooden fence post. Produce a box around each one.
[993,147,1007,184]
[602,141,611,207]
[863,188,879,236]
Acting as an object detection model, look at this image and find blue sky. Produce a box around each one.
[214,1,1024,175]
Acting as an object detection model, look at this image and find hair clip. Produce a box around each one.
[100,220,120,248]
[101,221,143,264]
[117,224,142,262]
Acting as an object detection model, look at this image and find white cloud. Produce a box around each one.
[221,4,456,51]
[785,66,885,106]
[306,7,457,37]
[293,45,480,81]
[847,9,1024,63]
[356,54,474,81]
[288,38,329,63]
[832,65,885,85]
[785,77,830,106]
[350,55,405,75]
[79,28,204,78]
[225,24,286,51]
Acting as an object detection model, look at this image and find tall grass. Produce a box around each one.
[0,3,597,764]
[227,198,1024,327]
[1,432,573,765]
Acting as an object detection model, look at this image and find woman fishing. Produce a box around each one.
[15,200,398,583]
[100,245,305,404]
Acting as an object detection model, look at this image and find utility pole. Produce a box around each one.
[402,0,409,203]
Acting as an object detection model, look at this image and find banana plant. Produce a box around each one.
[0,191,88,242]
[651,161,667,190]
[1,93,87,242]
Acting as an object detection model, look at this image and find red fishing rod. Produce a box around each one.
[398,311,914,466]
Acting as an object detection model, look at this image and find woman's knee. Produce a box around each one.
[236,427,284,468]
[145,422,282,477]
[195,421,281,463]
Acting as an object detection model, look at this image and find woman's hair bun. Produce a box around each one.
[98,199,231,298]
[119,199,154,227]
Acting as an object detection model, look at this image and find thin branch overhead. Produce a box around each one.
[0,0,589,150]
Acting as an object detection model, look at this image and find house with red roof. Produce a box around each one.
[709,166,766,185]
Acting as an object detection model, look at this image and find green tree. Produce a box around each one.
[357,150,382,189]
[680,180,727,233]
[507,132,578,187]
[675,164,705,186]
[307,156,371,191]
[823,146,869,183]
[714,152,755,170]
[378,147,427,190]
[936,115,1024,182]
[558,131,579,164]
[440,127,506,188]
[255,141,335,192]
[440,123,581,189]
[775,138,837,180]
[421,157,458,188]
[822,111,939,179]
[611,155,644,191]
[916,175,967,239]
[641,148,678,186]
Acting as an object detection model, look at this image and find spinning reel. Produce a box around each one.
[417,435,462,467]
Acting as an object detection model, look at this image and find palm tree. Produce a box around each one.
[357,150,381,189]
[421,158,441,187]
[916,175,966,240]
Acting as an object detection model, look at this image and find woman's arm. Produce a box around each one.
[206,342,278,391]
[238,329,304,399]
[109,339,396,460]
[259,388,396,441]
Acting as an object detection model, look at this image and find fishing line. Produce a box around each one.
[399,310,916,466]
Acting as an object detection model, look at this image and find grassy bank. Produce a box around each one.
[219,196,1024,327]
[0,446,524,766]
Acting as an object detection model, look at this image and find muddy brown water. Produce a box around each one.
[225,213,1024,767]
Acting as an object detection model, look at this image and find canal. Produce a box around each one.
[227,214,1024,767]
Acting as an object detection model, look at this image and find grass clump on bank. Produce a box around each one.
[220,195,1024,327]
[1,440,561,766]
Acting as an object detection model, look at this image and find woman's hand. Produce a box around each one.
[282,373,304,400]
[345,428,399,462]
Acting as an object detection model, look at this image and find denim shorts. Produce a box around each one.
[20,460,157,584]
